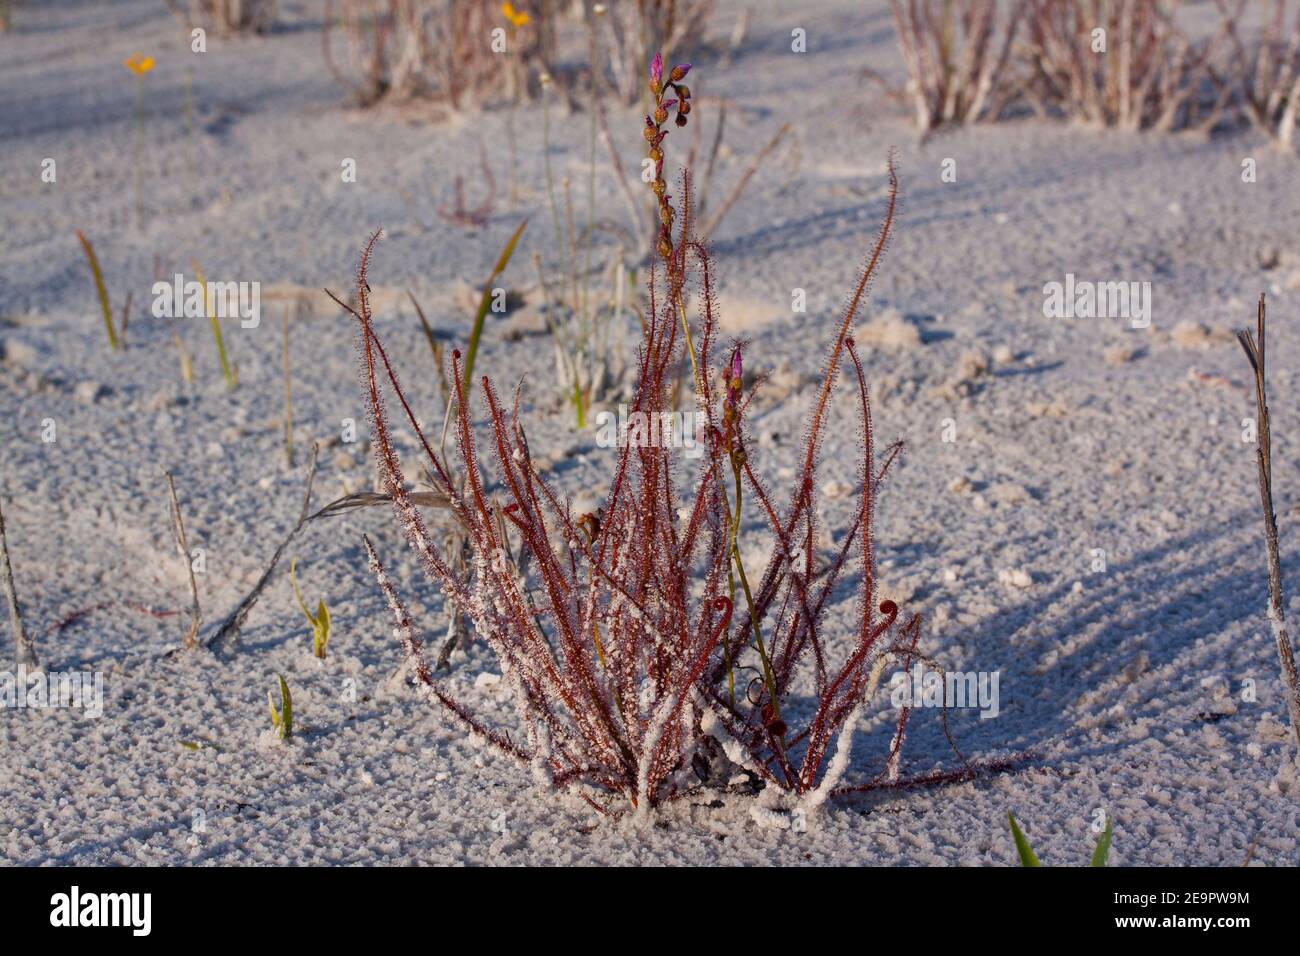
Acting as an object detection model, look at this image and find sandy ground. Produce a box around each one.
[3,0,1300,865]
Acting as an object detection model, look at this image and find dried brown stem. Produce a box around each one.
[203,443,319,653]
[1022,0,1234,133]
[1217,0,1300,149]
[698,121,789,239]
[0,493,37,669]
[164,471,203,651]
[1237,294,1300,747]
[888,0,1025,133]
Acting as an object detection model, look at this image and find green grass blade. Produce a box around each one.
[462,219,527,394]
[172,329,194,383]
[193,259,236,389]
[277,673,292,740]
[1008,812,1041,867]
[409,289,440,360]
[408,289,451,407]
[1091,818,1114,867]
[75,231,118,350]
[290,556,311,621]
[316,599,331,658]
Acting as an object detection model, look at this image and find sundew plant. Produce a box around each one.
[346,57,970,816]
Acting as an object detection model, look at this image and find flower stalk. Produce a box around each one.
[123,53,155,227]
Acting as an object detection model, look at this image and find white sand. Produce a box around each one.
[2,0,1300,865]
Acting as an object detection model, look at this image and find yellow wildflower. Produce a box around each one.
[124,54,155,76]
[502,3,529,27]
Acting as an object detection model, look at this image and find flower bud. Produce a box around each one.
[670,63,691,82]
[654,106,668,124]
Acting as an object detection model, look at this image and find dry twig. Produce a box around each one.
[1237,294,1300,747]
[1237,295,1300,743]
[203,443,319,653]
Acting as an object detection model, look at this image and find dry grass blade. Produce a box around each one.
[311,489,456,521]
[462,218,528,394]
[164,471,203,651]
[119,291,133,345]
[75,230,118,351]
[594,90,648,240]
[0,493,38,669]
[699,121,790,239]
[192,259,237,390]
[408,289,451,410]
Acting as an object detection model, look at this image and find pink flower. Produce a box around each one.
[650,52,663,86]
[724,345,743,413]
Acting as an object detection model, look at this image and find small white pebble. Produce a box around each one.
[822,479,851,499]
[998,568,1033,589]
